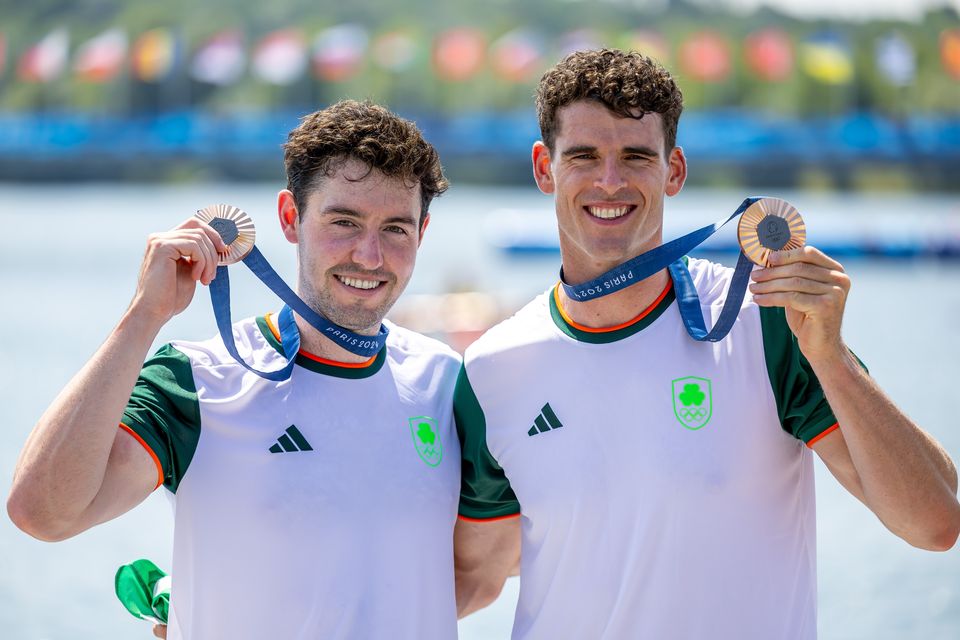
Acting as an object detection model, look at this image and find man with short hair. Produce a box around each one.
[453,49,960,639]
[8,100,463,639]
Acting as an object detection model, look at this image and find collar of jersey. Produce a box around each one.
[549,270,677,344]
[256,314,386,379]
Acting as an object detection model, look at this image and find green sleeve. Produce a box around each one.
[759,306,852,444]
[454,364,521,519]
[121,344,201,493]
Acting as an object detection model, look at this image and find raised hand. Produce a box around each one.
[749,245,851,365]
[129,217,227,327]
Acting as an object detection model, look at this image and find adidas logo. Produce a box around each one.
[528,403,563,436]
[269,425,314,453]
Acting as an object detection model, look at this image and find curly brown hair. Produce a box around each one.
[284,100,448,228]
[536,49,684,153]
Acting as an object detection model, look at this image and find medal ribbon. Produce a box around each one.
[559,197,762,343]
[208,246,388,381]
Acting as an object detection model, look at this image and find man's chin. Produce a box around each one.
[325,303,393,334]
[306,283,401,332]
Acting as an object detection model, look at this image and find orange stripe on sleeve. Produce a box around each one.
[119,423,164,490]
[458,512,521,523]
[806,422,840,448]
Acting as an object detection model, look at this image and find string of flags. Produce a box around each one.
[3,25,958,87]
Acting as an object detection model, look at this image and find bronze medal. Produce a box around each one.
[737,197,806,266]
[195,204,256,265]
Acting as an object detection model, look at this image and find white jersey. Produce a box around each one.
[456,258,841,640]
[122,314,461,640]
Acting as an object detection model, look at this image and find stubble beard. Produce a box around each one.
[297,269,396,334]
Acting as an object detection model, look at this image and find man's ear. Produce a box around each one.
[532,141,555,195]
[665,146,687,197]
[277,190,299,243]
[418,212,431,246]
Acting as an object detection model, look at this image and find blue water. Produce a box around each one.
[1,184,958,639]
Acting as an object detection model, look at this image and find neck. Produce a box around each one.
[293,314,380,365]
[557,268,671,329]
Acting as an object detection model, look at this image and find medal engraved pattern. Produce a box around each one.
[737,198,806,266]
[195,204,257,265]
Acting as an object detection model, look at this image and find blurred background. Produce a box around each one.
[1,0,959,189]
[1,0,959,638]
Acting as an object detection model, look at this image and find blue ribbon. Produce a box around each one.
[559,197,763,343]
[208,246,388,380]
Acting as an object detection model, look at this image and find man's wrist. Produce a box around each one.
[807,343,861,384]
[119,303,169,343]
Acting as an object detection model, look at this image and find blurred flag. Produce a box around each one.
[624,29,670,64]
[801,31,853,85]
[312,24,368,82]
[18,28,69,82]
[679,30,731,83]
[191,30,245,85]
[558,29,601,57]
[252,29,306,85]
[490,29,544,83]
[74,28,128,82]
[132,28,178,82]
[941,29,960,80]
[744,28,793,82]
[371,30,417,73]
[875,32,915,87]
[433,28,486,81]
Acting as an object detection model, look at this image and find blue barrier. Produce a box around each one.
[0,110,957,164]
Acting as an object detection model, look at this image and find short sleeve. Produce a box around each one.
[121,344,201,492]
[454,364,521,520]
[759,306,857,445]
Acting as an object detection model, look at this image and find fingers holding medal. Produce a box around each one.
[194,204,256,265]
[745,198,850,358]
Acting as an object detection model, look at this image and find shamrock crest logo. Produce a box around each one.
[408,416,442,467]
[671,377,713,430]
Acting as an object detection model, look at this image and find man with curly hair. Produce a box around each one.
[453,49,960,638]
[9,100,463,639]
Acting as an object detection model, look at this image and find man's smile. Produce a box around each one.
[335,275,386,291]
[585,204,635,221]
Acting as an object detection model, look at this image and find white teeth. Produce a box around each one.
[588,206,629,219]
[337,276,381,290]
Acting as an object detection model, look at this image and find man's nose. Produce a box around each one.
[351,230,384,270]
[594,157,627,194]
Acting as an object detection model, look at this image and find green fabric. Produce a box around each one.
[454,365,521,519]
[548,258,685,344]
[256,316,386,378]
[115,558,170,624]
[549,284,676,344]
[759,306,847,443]
[121,344,201,493]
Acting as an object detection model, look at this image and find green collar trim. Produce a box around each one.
[549,281,676,344]
[255,316,386,379]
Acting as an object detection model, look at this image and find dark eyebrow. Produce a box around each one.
[383,214,418,227]
[561,145,661,158]
[622,146,660,158]
[322,206,417,227]
[561,145,598,158]
[321,206,363,218]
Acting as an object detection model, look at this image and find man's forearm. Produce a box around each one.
[8,309,162,539]
[812,348,960,548]
[454,517,521,618]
